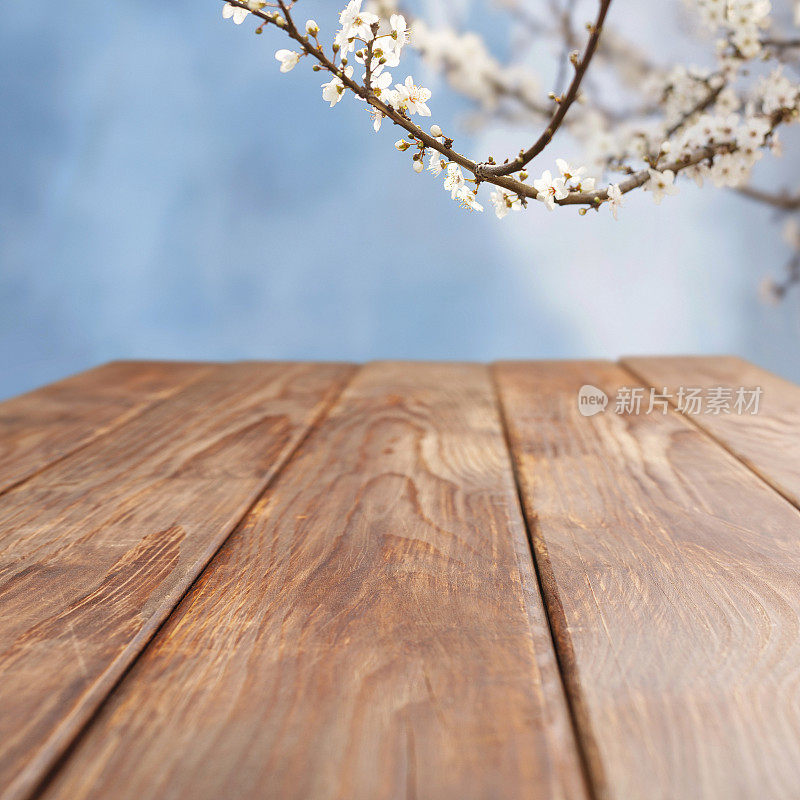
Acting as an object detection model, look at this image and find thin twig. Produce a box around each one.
[738,185,800,210]
[476,0,613,179]
[663,77,725,140]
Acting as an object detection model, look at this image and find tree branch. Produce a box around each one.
[234,0,481,175]
[663,76,725,140]
[476,0,613,179]
[220,0,794,217]
[737,186,800,210]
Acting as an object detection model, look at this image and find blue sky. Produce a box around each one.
[2,0,799,398]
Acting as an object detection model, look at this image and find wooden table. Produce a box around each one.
[1,358,799,800]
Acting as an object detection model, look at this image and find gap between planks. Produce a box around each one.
[0,362,216,502]
[489,363,602,800]
[620,356,800,514]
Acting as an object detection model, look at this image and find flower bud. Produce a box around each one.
[413,159,424,173]
[395,139,411,151]
[430,124,442,138]
[305,19,319,36]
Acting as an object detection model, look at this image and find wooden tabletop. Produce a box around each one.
[1,358,799,800]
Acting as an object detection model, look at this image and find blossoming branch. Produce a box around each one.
[219,0,800,297]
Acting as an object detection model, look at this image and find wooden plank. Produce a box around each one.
[0,361,214,495]
[622,355,800,508]
[37,362,588,800]
[0,362,352,800]
[495,360,800,800]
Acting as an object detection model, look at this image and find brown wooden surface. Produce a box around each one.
[622,355,800,509]
[495,360,800,800]
[0,361,212,496]
[36,362,588,800]
[3,358,800,800]
[0,362,352,800]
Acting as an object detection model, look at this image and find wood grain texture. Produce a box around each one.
[495,360,800,800]
[0,362,352,800]
[622,355,800,509]
[38,362,588,800]
[0,361,213,495]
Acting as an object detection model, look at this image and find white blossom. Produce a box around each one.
[732,27,761,58]
[644,169,679,204]
[335,1,380,57]
[392,76,432,117]
[716,87,741,115]
[691,0,771,59]
[533,170,569,211]
[606,184,623,219]
[455,186,484,212]
[369,71,393,94]
[737,117,771,147]
[369,107,385,132]
[490,188,522,219]
[389,14,410,57]
[443,163,466,198]
[683,163,706,188]
[222,2,249,25]
[411,20,539,113]
[322,67,353,107]
[759,68,799,115]
[427,152,445,176]
[709,153,750,187]
[556,159,586,183]
[275,50,300,73]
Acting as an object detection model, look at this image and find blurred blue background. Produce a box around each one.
[2,0,799,399]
